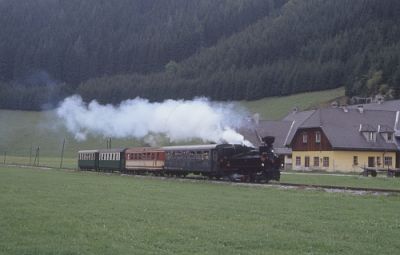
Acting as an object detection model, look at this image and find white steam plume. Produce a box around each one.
[56,95,252,146]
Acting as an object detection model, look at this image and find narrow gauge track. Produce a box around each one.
[140,173,400,195]
[5,163,400,195]
[274,182,400,194]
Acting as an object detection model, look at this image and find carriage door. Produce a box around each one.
[212,150,218,171]
[368,157,375,167]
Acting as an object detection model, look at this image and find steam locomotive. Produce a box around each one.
[78,136,280,182]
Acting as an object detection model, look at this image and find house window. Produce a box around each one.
[302,133,308,144]
[305,156,310,167]
[377,157,381,166]
[296,156,301,166]
[315,131,321,144]
[384,157,393,166]
[368,157,375,167]
[323,157,329,167]
[313,157,319,167]
[368,132,376,142]
[353,156,358,166]
[387,133,393,141]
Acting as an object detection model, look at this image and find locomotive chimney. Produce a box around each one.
[262,136,275,147]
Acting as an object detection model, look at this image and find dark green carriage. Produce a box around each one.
[163,145,217,174]
[78,150,99,171]
[98,148,126,172]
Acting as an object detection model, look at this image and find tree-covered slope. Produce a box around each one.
[0,0,399,109]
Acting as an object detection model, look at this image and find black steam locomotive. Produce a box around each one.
[78,136,280,183]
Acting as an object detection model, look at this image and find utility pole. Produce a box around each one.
[106,138,112,149]
[60,138,65,169]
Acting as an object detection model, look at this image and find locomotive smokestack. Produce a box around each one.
[262,136,275,147]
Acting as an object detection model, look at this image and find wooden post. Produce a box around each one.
[33,147,40,166]
[29,145,32,166]
[37,147,40,166]
[60,138,65,169]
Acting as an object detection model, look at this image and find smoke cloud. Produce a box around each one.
[56,95,252,146]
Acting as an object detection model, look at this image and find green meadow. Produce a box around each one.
[0,166,399,255]
[240,87,345,120]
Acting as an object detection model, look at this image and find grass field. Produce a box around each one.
[1,165,399,255]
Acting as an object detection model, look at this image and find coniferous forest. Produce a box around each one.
[0,0,400,110]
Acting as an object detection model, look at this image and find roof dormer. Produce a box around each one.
[378,125,395,143]
[359,124,377,142]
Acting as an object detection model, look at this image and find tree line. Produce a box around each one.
[0,0,399,110]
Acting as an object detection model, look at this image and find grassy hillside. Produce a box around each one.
[0,88,344,164]
[1,166,399,255]
[0,109,141,159]
[240,87,345,120]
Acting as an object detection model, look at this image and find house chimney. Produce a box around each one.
[357,105,364,114]
[359,124,362,132]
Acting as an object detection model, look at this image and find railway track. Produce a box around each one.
[4,163,400,195]
[271,182,400,194]
[180,175,400,195]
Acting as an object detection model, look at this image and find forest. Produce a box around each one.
[0,0,399,110]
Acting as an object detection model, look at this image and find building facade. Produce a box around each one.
[289,107,399,172]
